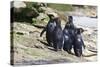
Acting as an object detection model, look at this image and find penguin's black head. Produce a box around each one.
[68,16,73,22]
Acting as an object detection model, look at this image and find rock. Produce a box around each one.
[37,3,47,7]
[34,44,44,49]
[36,13,48,20]
[86,10,97,18]
[13,1,26,8]
[45,7,55,14]
[47,12,59,18]
[16,32,24,35]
